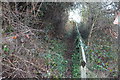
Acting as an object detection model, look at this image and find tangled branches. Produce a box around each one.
[1,2,50,78]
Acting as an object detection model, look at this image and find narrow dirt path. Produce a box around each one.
[64,34,75,78]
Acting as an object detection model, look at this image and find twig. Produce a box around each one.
[87,22,95,46]
[14,1,18,13]
[8,70,16,78]
[35,2,43,17]
[10,54,46,73]
[2,63,28,74]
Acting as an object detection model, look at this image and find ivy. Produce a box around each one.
[86,30,117,72]
[44,39,67,77]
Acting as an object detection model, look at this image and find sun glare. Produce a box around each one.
[69,9,81,23]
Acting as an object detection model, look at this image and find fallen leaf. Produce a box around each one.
[12,36,17,39]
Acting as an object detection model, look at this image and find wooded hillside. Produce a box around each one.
[1,1,119,79]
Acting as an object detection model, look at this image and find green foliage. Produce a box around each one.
[49,39,67,55]
[1,44,10,57]
[45,53,68,77]
[72,52,81,78]
[44,39,67,77]
[3,45,9,52]
[71,35,83,78]
[86,30,117,71]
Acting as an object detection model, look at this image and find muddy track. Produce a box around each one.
[64,36,75,78]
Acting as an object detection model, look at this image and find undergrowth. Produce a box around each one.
[44,39,68,78]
